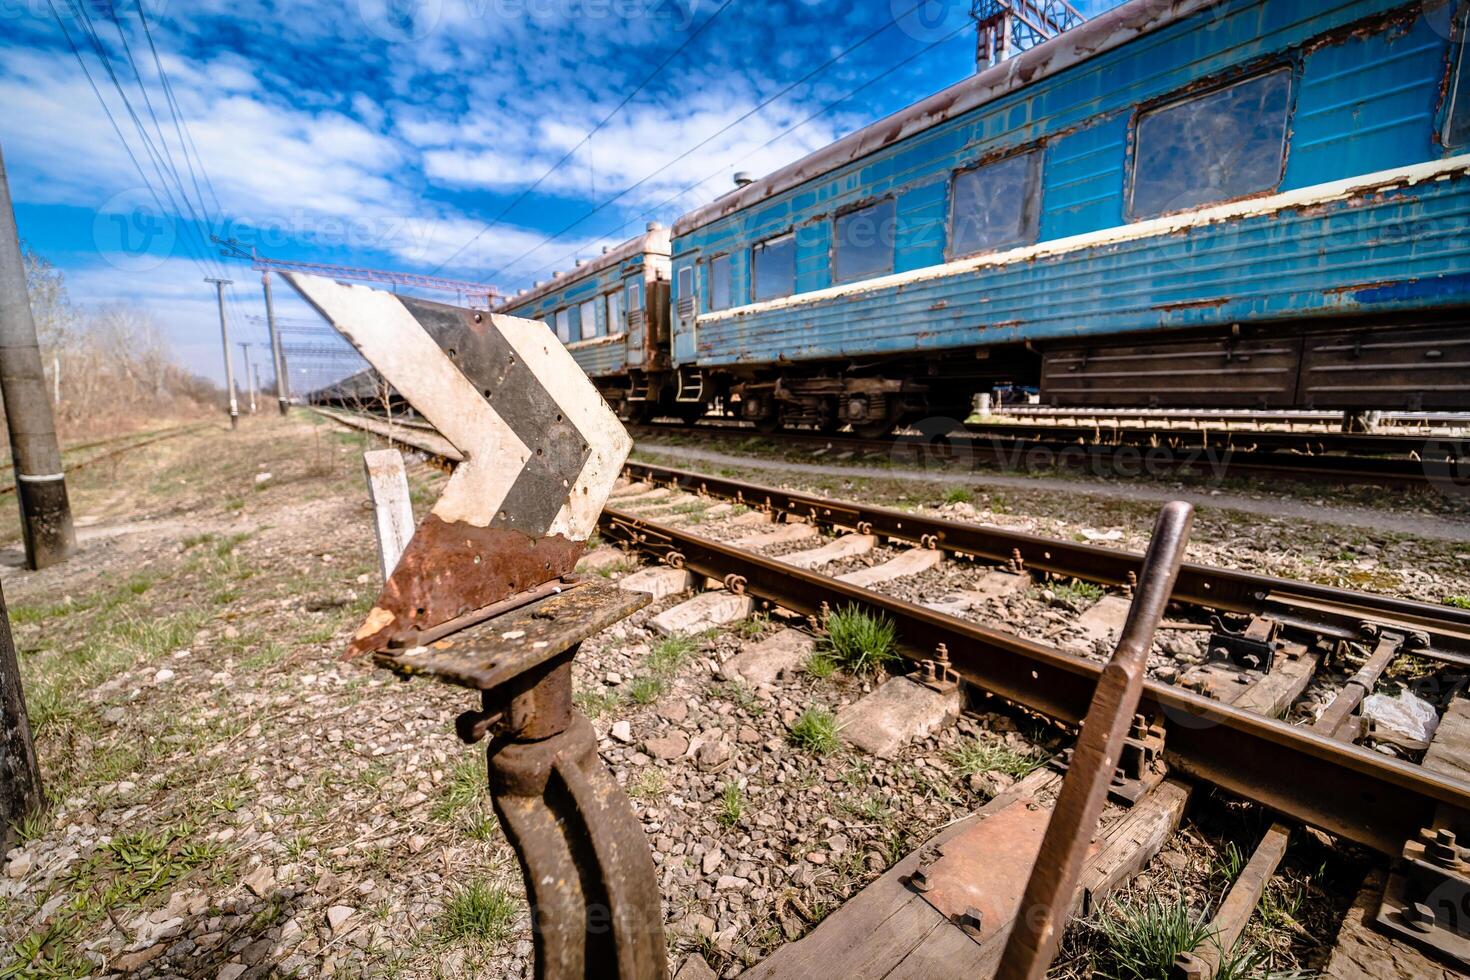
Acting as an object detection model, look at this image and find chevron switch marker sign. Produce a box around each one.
[284,273,633,656]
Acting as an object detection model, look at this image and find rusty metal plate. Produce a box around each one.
[914,795,1097,946]
[372,583,648,691]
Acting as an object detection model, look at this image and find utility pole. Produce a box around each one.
[262,271,289,415]
[0,140,74,570]
[239,342,256,414]
[0,580,43,852]
[206,278,238,429]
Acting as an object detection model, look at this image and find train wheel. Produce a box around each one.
[618,401,655,424]
[676,403,708,425]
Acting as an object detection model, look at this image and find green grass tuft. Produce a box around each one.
[943,486,973,505]
[803,650,837,680]
[789,708,840,754]
[1444,595,1470,610]
[945,737,1046,782]
[717,782,744,827]
[573,687,621,719]
[1090,896,1211,980]
[432,756,486,823]
[1213,944,1312,980]
[821,606,899,677]
[648,633,699,675]
[440,880,518,943]
[1047,579,1106,610]
[626,675,666,705]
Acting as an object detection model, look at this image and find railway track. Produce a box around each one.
[0,422,207,496]
[313,405,1470,974]
[629,417,1470,489]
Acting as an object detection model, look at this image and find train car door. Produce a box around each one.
[624,276,645,368]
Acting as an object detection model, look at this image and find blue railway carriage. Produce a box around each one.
[667,0,1470,434]
[497,223,673,420]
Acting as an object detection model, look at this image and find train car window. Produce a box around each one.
[566,304,582,342]
[626,277,643,313]
[579,299,598,340]
[708,253,733,312]
[1448,33,1469,147]
[554,308,572,343]
[606,289,624,334]
[1130,68,1291,220]
[751,233,796,302]
[833,198,896,284]
[949,151,1040,258]
[676,265,692,301]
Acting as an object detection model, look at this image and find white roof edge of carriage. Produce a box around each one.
[498,226,671,313]
[671,0,1225,241]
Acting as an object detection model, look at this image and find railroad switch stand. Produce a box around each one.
[288,273,667,980]
[373,585,668,980]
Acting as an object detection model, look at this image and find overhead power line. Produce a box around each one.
[479,0,937,285]
[429,0,742,276]
[521,19,973,285]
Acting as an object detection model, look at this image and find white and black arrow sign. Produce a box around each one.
[284,273,632,655]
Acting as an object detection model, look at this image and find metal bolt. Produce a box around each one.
[956,906,984,936]
[935,643,949,665]
[1428,829,1461,867]
[1405,901,1438,934]
[908,868,933,893]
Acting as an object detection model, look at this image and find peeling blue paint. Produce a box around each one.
[670,0,1466,370]
[1353,271,1470,303]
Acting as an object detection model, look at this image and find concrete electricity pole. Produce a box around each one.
[262,271,289,415]
[239,342,256,414]
[0,578,43,852]
[0,141,74,570]
[206,278,238,429]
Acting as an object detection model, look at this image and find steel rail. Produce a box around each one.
[0,422,208,496]
[307,409,1470,659]
[598,506,1470,857]
[622,461,1470,660]
[305,411,1470,658]
[629,421,1466,487]
[312,406,1470,853]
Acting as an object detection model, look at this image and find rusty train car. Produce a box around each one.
[502,0,1470,434]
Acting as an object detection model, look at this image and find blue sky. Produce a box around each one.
[1,0,1123,388]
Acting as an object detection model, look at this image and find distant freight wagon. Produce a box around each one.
[504,0,1470,435]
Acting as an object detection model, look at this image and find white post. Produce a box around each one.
[362,449,415,581]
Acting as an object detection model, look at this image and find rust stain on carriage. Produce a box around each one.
[1321,278,1408,297]
[1153,297,1228,312]
[349,515,584,657]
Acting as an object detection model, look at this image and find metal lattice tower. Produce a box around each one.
[213,237,502,309]
[971,0,1087,69]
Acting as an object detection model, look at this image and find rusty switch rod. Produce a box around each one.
[995,500,1194,980]
[1316,633,1403,740]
